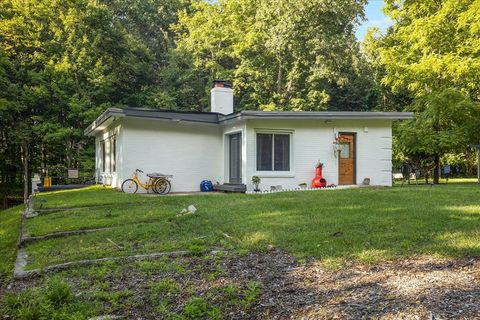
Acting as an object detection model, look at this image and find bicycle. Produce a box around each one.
[121,169,172,194]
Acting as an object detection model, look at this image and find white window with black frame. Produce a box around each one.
[256,132,291,173]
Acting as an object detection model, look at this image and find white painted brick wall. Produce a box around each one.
[120,118,223,193]
[244,119,392,190]
[93,117,393,193]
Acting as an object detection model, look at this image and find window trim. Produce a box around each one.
[100,134,117,174]
[254,129,294,176]
[110,137,116,173]
[101,140,106,173]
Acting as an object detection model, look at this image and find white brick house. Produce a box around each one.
[85,81,413,192]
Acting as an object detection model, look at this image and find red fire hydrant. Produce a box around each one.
[312,165,327,188]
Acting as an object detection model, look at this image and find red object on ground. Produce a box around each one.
[311,166,327,188]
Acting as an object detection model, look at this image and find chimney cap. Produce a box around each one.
[212,80,232,89]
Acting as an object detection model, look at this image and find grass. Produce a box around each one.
[2,276,102,319]
[2,183,479,319]
[32,185,155,210]
[2,255,263,319]
[24,183,480,269]
[0,205,23,286]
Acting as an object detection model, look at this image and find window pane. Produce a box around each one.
[274,134,290,171]
[111,138,116,172]
[101,141,106,172]
[257,133,273,171]
[340,143,350,159]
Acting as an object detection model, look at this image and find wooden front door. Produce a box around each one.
[229,133,242,184]
[338,133,355,185]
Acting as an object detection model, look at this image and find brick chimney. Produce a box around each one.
[211,80,233,115]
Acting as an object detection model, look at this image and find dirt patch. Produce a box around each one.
[6,251,480,319]
[222,251,479,319]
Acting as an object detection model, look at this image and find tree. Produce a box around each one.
[396,89,480,184]
[370,0,480,98]
[0,0,188,200]
[174,0,375,111]
[365,0,480,182]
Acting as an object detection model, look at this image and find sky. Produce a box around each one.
[356,0,392,41]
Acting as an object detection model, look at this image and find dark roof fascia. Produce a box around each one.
[220,111,415,122]
[85,108,415,136]
[84,108,125,136]
[84,108,222,136]
[120,108,220,124]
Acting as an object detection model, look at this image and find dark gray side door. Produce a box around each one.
[229,133,242,184]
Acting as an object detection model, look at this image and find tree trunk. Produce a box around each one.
[21,142,29,204]
[433,154,440,184]
[277,59,282,95]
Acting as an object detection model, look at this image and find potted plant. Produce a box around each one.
[252,176,261,192]
[333,135,349,152]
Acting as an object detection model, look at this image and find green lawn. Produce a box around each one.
[0,206,23,285]
[24,183,480,270]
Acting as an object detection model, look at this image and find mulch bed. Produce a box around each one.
[6,250,480,319]
[219,250,479,319]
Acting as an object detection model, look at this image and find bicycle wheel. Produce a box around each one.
[121,179,138,194]
[155,179,171,195]
[152,178,161,194]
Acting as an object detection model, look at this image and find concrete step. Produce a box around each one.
[214,183,247,193]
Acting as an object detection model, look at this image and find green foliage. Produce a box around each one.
[365,0,480,180]
[175,0,375,111]
[396,89,480,158]
[442,151,478,176]
[371,0,480,97]
[0,0,188,188]
[251,175,261,185]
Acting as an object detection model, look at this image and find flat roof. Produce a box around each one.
[85,107,414,136]
[223,110,414,121]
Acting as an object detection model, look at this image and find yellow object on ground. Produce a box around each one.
[43,177,52,187]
